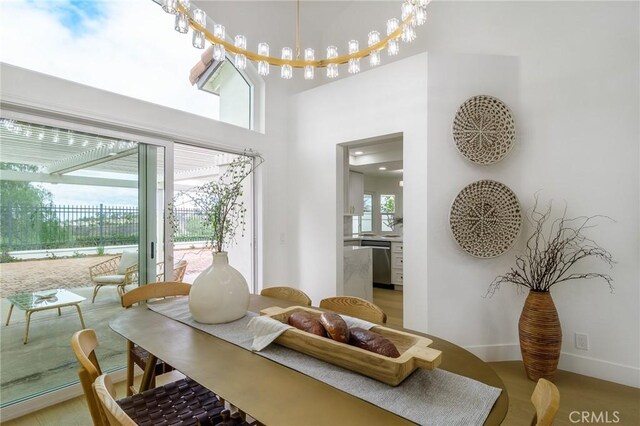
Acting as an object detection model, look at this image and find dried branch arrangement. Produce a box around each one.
[171,152,263,253]
[487,197,615,296]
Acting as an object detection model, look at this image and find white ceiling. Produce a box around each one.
[348,137,403,177]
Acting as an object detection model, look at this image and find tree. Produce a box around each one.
[0,162,53,206]
[381,194,396,231]
[0,162,57,250]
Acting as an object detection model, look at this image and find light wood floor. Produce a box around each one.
[4,288,639,425]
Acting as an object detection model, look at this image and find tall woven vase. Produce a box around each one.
[518,291,562,380]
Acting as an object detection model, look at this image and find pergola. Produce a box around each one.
[0,118,236,190]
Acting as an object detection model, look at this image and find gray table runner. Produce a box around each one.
[148,299,501,426]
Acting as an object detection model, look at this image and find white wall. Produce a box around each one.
[288,1,639,387]
[426,53,523,357]
[289,53,429,321]
[422,0,639,388]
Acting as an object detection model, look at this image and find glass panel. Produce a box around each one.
[199,61,252,130]
[171,145,254,290]
[0,117,148,406]
[380,194,395,232]
[350,194,372,234]
[362,194,373,232]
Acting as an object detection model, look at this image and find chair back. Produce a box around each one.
[121,281,191,308]
[116,250,138,274]
[93,374,137,426]
[319,296,387,323]
[531,378,560,426]
[261,286,312,306]
[71,329,107,426]
[173,260,188,282]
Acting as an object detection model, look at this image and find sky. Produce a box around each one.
[0,0,220,119]
[0,0,221,206]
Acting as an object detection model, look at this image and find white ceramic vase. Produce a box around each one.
[188,251,250,324]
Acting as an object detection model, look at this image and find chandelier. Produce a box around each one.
[160,0,429,80]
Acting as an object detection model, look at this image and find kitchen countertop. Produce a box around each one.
[344,235,403,243]
[343,245,373,252]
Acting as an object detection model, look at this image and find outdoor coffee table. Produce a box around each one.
[5,289,86,344]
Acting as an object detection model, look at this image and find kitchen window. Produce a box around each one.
[380,194,396,232]
[352,193,373,233]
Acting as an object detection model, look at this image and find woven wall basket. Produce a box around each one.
[519,291,562,381]
[452,95,516,164]
[449,180,522,258]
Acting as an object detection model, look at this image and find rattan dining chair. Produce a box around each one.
[72,329,225,426]
[121,281,191,396]
[319,296,387,324]
[260,286,312,306]
[531,378,560,426]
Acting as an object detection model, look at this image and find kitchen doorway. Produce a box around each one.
[338,134,403,327]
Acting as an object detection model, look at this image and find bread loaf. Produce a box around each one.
[319,312,350,343]
[348,327,401,358]
[288,312,327,337]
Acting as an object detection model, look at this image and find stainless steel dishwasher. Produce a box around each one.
[361,240,391,285]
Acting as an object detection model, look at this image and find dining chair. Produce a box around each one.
[531,378,560,426]
[70,328,107,425]
[319,296,387,324]
[155,260,188,282]
[260,286,312,306]
[121,281,191,396]
[72,329,226,426]
[89,251,138,303]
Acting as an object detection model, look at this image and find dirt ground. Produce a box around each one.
[0,249,212,298]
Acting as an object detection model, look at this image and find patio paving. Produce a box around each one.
[0,249,212,298]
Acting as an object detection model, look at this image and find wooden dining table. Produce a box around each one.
[109,295,508,425]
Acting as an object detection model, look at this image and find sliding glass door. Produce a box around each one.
[0,115,166,407]
[171,143,254,290]
[0,114,255,411]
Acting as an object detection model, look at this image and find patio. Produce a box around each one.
[0,249,209,406]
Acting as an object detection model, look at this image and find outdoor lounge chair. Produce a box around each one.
[155,260,188,282]
[89,251,138,303]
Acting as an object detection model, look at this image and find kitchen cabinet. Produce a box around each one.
[391,242,403,286]
[345,171,364,215]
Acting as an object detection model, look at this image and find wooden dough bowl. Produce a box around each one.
[260,306,442,386]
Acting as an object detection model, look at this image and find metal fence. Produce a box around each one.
[0,204,210,251]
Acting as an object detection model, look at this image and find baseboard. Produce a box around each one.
[464,343,640,388]
[558,352,640,388]
[0,368,128,422]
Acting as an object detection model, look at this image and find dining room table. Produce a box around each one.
[109,294,508,425]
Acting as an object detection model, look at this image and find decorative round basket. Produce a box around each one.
[449,180,522,258]
[452,95,516,164]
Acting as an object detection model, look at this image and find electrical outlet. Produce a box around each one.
[575,332,589,350]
